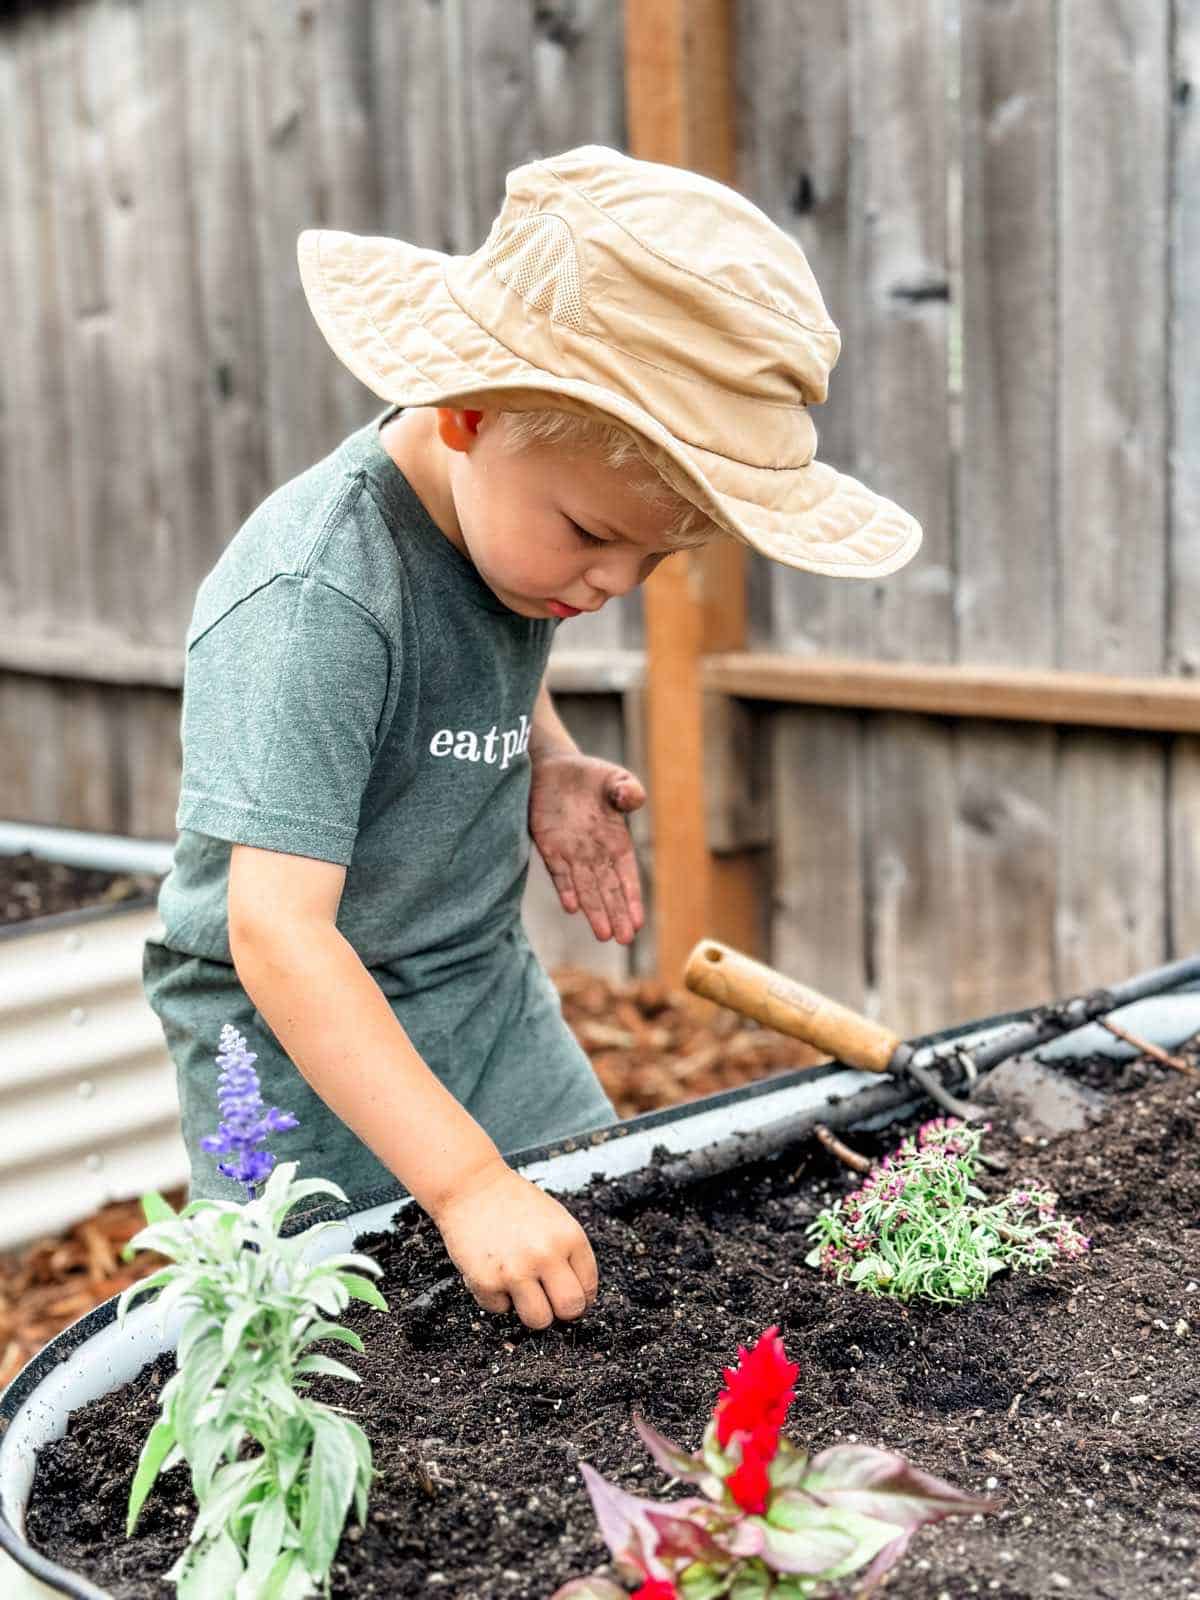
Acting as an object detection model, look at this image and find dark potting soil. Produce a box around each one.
[22,1057,1200,1600]
[0,852,160,925]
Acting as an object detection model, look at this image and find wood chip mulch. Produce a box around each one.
[1,971,814,1390]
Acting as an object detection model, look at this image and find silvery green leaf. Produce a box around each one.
[117,1267,176,1327]
[126,1418,177,1534]
[193,1456,261,1539]
[341,1416,374,1525]
[308,1278,348,1317]
[153,1274,205,1336]
[176,1529,245,1600]
[178,1309,222,1367]
[307,1251,383,1279]
[221,1300,262,1360]
[275,1220,342,1262]
[259,1549,319,1600]
[295,1320,365,1356]
[217,1365,261,1428]
[242,1492,289,1593]
[804,1245,823,1268]
[334,1271,388,1311]
[281,1177,349,1209]
[176,1333,229,1459]
[122,1220,192,1261]
[299,1410,358,1579]
[260,1369,303,1418]
[849,1257,890,1284]
[140,1190,178,1225]
[294,1353,361,1385]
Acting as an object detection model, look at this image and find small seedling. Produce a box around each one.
[806,1116,1090,1303]
[552,1326,994,1599]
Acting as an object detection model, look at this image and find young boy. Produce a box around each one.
[143,145,921,1332]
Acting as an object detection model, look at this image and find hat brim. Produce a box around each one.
[297,229,922,580]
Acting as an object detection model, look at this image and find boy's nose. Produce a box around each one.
[586,550,644,598]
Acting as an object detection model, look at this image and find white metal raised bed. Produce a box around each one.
[5,985,1200,1599]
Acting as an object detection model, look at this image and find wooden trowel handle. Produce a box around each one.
[684,940,901,1073]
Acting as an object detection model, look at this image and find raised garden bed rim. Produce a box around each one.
[4,990,1199,1599]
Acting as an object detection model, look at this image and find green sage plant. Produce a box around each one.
[806,1116,1090,1303]
[119,1025,388,1599]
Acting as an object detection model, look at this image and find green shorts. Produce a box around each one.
[143,924,617,1204]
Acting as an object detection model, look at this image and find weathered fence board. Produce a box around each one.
[955,0,1059,1006]
[1170,4,1200,956]
[2,0,1197,1033]
[1056,0,1171,988]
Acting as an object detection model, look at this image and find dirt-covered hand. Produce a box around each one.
[529,752,646,944]
[430,1160,598,1328]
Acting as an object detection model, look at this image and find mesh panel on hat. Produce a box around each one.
[486,214,584,330]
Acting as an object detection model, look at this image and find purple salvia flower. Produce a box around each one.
[199,1024,299,1199]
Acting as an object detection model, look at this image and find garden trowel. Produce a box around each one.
[683,940,1200,1123]
[684,940,985,1120]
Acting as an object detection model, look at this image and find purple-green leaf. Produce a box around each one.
[578,1463,671,1581]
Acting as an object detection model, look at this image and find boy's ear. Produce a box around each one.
[436,408,484,452]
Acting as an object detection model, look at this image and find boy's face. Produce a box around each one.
[400,408,687,620]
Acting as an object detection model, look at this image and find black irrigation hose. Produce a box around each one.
[936,950,1200,1077]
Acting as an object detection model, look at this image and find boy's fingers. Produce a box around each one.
[599,869,634,945]
[545,854,580,913]
[539,1261,590,1322]
[510,1279,555,1330]
[568,1240,599,1305]
[614,845,644,932]
[468,1281,513,1316]
[606,770,646,813]
[573,863,613,941]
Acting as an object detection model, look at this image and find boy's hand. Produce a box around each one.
[529,753,646,944]
[430,1160,598,1328]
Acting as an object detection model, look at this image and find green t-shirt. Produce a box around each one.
[157,405,556,974]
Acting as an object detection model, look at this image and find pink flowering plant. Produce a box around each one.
[806,1117,1090,1303]
[118,1026,387,1599]
[552,1327,993,1599]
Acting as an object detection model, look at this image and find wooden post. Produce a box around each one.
[624,0,762,983]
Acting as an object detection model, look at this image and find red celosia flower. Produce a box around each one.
[631,1580,678,1600]
[725,1445,772,1514]
[713,1325,799,1459]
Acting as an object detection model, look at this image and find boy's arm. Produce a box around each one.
[227,844,597,1328]
[529,678,579,760]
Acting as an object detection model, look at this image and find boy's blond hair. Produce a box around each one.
[496,408,722,550]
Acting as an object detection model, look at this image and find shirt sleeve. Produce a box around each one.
[176,574,393,865]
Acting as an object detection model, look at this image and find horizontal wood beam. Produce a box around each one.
[0,632,184,689]
[702,652,1200,735]
[6,632,1200,736]
[0,635,648,696]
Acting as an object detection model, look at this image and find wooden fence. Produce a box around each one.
[1,0,1197,1036]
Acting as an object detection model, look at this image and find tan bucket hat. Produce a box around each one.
[297,144,921,579]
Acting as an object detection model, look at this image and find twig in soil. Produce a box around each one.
[814,1124,872,1174]
[1097,1018,1198,1075]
